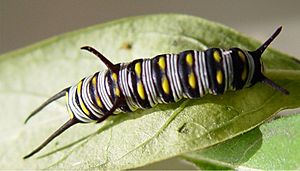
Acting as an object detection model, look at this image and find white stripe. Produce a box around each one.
[228,51,234,90]
[245,51,255,87]
[82,76,102,118]
[195,51,204,96]
[200,51,209,94]
[170,54,181,100]
[119,64,137,111]
[98,72,112,110]
[173,54,183,99]
[166,54,179,101]
[146,60,157,106]
[221,49,229,92]
[68,85,92,122]
[223,50,234,90]
[142,59,155,107]
[146,59,159,105]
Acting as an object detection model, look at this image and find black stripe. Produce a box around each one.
[230,48,247,90]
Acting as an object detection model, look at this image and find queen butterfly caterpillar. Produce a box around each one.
[23,26,288,159]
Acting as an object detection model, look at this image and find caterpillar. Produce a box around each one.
[23,26,288,159]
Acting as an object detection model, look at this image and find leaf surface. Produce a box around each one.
[182,114,300,170]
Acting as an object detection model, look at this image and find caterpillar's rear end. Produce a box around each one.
[23,26,288,159]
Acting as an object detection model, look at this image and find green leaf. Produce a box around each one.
[0,14,299,170]
[181,114,300,170]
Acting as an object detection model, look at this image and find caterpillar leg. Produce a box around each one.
[24,88,70,124]
[81,46,119,72]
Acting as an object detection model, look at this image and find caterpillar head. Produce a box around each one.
[248,26,289,95]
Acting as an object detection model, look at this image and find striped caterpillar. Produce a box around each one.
[24,26,288,159]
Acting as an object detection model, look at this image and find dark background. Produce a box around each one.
[1,0,300,59]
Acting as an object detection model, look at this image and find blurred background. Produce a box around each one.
[1,0,299,169]
[1,0,300,58]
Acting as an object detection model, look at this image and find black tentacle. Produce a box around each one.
[81,46,119,72]
[24,88,69,124]
[23,117,79,159]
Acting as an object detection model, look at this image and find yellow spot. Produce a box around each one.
[158,57,166,70]
[115,87,120,97]
[80,102,90,115]
[238,51,246,62]
[95,96,103,108]
[241,68,248,81]
[188,72,196,89]
[92,76,103,108]
[135,62,142,77]
[162,76,170,94]
[112,73,118,81]
[65,92,74,119]
[186,53,193,66]
[216,70,223,85]
[137,81,145,100]
[77,81,90,115]
[213,51,222,62]
[77,81,82,95]
[92,76,97,85]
